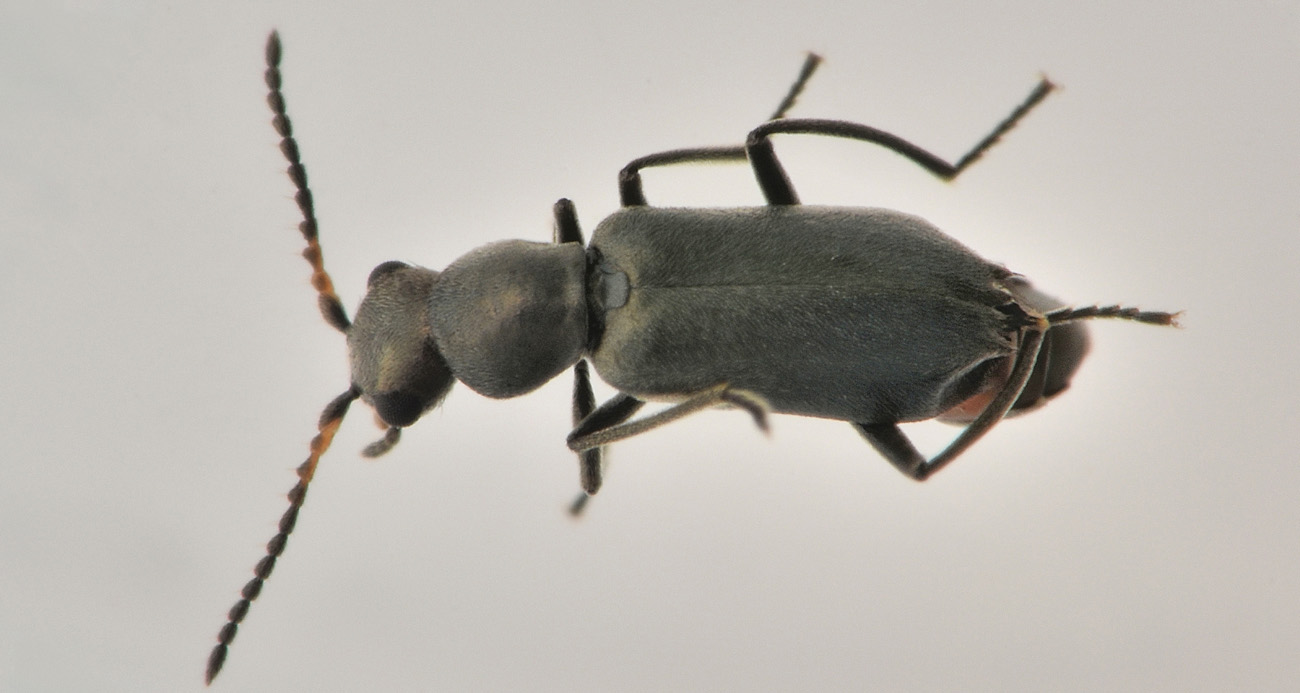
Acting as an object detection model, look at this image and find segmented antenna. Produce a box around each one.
[206,386,360,684]
[205,31,363,685]
[264,30,351,333]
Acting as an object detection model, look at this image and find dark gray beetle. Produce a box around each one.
[206,32,1178,684]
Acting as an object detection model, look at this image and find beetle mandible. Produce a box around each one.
[205,31,1179,684]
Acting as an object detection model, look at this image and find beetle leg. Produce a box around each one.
[566,360,606,516]
[856,304,1178,480]
[552,197,584,245]
[854,320,1049,481]
[766,52,823,121]
[568,385,769,455]
[1046,304,1181,328]
[569,392,650,499]
[744,132,801,205]
[552,200,598,484]
[564,387,764,509]
[548,198,612,515]
[618,146,749,206]
[745,77,1056,205]
[617,53,822,207]
[854,422,927,479]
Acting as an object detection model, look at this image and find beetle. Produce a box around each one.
[204,31,1178,684]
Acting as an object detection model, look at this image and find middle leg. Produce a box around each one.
[569,385,770,454]
[617,53,822,206]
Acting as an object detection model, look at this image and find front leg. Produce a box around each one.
[565,392,644,516]
[570,360,604,496]
[550,199,607,503]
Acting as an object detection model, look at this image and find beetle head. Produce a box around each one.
[347,261,455,428]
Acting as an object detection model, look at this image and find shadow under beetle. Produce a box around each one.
[205,31,1180,684]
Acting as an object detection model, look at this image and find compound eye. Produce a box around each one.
[365,343,455,428]
[366,261,409,287]
[370,389,428,428]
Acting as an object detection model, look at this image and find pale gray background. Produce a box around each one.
[2,1,1297,691]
